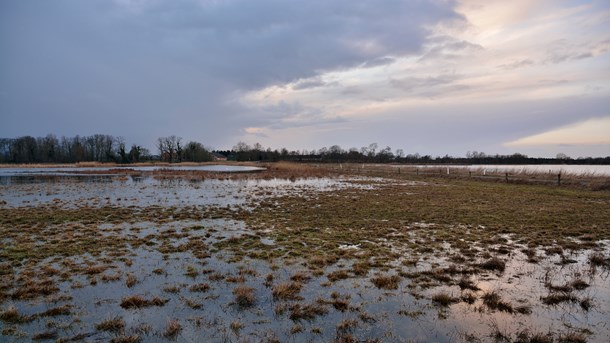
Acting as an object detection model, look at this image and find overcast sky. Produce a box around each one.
[1,0,609,158]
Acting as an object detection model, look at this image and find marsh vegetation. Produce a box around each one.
[0,163,609,342]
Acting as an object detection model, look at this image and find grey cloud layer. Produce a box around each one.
[0,0,462,147]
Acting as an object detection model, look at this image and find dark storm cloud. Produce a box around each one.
[0,0,462,149]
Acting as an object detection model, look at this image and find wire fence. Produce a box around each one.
[314,163,610,190]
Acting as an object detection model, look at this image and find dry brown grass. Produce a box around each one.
[120,295,168,309]
[0,305,31,323]
[110,334,141,343]
[480,257,506,272]
[163,319,182,338]
[32,330,58,340]
[272,281,303,300]
[370,275,401,290]
[40,304,71,317]
[188,283,210,292]
[125,273,138,288]
[96,316,125,332]
[431,292,459,307]
[482,291,514,313]
[327,270,350,282]
[233,285,256,307]
[289,301,329,321]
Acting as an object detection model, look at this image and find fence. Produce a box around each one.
[314,163,610,190]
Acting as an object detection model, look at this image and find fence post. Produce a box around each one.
[557,173,561,186]
[505,173,509,183]
[469,171,472,177]
[398,167,401,174]
[416,169,419,176]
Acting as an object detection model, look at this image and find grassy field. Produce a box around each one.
[0,162,609,342]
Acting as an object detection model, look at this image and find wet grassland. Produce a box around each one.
[1,164,609,342]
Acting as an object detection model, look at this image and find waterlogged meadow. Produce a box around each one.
[0,163,609,342]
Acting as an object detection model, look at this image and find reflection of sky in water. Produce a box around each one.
[0,174,372,208]
[394,164,610,176]
[0,165,266,177]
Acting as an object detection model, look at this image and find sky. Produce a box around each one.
[1,0,609,158]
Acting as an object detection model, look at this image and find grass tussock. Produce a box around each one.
[125,273,138,288]
[163,319,182,338]
[110,335,141,343]
[233,286,256,307]
[40,304,71,317]
[188,283,210,292]
[370,275,401,290]
[541,293,578,306]
[272,281,303,300]
[327,270,350,282]
[289,302,329,321]
[480,257,506,272]
[32,330,58,340]
[431,292,459,307]
[589,252,610,267]
[0,305,32,323]
[11,279,59,300]
[482,291,514,313]
[96,316,125,332]
[120,295,168,309]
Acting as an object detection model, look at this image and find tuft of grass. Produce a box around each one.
[188,283,210,292]
[272,281,303,300]
[541,293,578,306]
[125,273,138,288]
[289,302,329,321]
[482,291,513,313]
[480,257,506,272]
[461,292,477,305]
[110,334,141,343]
[32,330,58,340]
[370,275,401,290]
[96,316,125,332]
[11,280,59,300]
[327,270,350,282]
[40,304,71,317]
[230,320,244,332]
[290,271,311,282]
[120,295,168,309]
[0,305,31,323]
[516,330,553,343]
[570,279,589,291]
[336,318,358,333]
[184,265,199,278]
[431,292,458,307]
[579,297,592,311]
[163,285,182,293]
[163,319,182,339]
[588,252,609,267]
[457,277,480,291]
[558,331,588,343]
[264,273,274,287]
[233,286,256,308]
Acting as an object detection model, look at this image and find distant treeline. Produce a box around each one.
[217,143,610,165]
[0,134,213,164]
[1,135,609,165]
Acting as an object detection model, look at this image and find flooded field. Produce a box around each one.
[1,164,609,342]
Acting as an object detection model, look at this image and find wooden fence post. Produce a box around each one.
[557,173,561,186]
[505,173,509,183]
